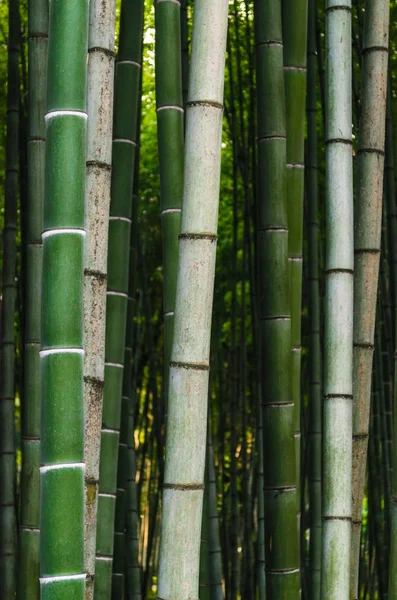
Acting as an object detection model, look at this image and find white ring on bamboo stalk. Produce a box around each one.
[45,110,88,120]
[40,573,86,584]
[42,228,86,239]
[157,105,184,113]
[113,138,136,146]
[40,348,84,357]
[98,492,117,499]
[96,556,113,561]
[161,208,181,215]
[105,361,123,368]
[164,311,174,317]
[102,428,119,435]
[109,216,132,223]
[40,462,85,473]
[106,290,128,298]
[117,60,141,68]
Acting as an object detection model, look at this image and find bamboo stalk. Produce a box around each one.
[321,1,353,597]
[157,2,229,596]
[282,0,308,562]
[17,0,47,596]
[254,0,299,595]
[154,0,184,411]
[306,0,322,596]
[0,0,20,596]
[84,0,116,597]
[350,3,389,596]
[40,0,89,595]
[94,0,143,596]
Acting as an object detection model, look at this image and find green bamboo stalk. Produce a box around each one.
[282,0,308,555]
[208,418,224,600]
[181,0,189,113]
[200,464,210,600]
[110,4,144,597]
[84,0,116,597]
[40,0,89,595]
[385,86,397,331]
[157,1,229,596]
[256,389,266,600]
[321,1,353,598]
[125,93,143,600]
[17,0,47,597]
[306,0,321,596]
[0,0,20,595]
[350,3,389,596]
[94,0,143,596]
[155,0,184,410]
[254,0,299,596]
[388,242,397,595]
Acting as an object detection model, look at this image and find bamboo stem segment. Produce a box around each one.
[157,1,229,597]
[322,2,353,598]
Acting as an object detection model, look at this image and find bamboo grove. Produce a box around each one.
[2,0,397,598]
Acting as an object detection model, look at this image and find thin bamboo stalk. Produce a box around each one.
[321,1,353,597]
[155,0,184,411]
[254,0,299,595]
[84,0,116,597]
[157,2,229,596]
[0,0,20,596]
[94,0,143,596]
[282,0,308,562]
[39,0,89,594]
[17,0,47,596]
[208,417,224,600]
[306,0,321,596]
[350,3,389,596]
[111,4,144,597]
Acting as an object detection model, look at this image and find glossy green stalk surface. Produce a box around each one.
[155,0,184,408]
[40,0,89,597]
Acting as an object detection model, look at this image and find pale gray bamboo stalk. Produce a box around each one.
[84,2,116,598]
[321,1,353,598]
[157,1,229,597]
[350,2,389,598]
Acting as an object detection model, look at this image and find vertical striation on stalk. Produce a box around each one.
[322,1,353,598]
[84,0,116,596]
[157,0,229,597]
[40,0,89,596]
[0,0,20,596]
[254,0,300,596]
[351,1,389,597]
[306,0,322,596]
[18,0,48,596]
[155,0,184,410]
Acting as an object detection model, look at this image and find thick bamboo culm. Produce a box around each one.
[350,1,389,597]
[0,0,20,596]
[321,1,353,598]
[254,0,300,596]
[94,0,143,596]
[84,0,116,596]
[155,0,184,413]
[39,0,89,596]
[306,0,322,596]
[157,1,229,597]
[17,0,48,597]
